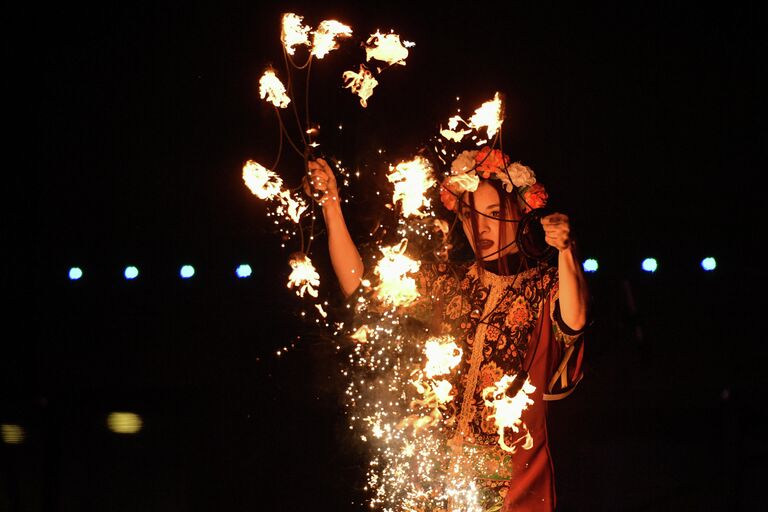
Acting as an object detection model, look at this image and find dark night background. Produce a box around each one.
[4,1,766,511]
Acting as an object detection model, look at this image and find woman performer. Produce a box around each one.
[307,147,590,511]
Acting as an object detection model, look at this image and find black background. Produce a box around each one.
[4,1,766,511]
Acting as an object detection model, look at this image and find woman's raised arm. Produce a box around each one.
[306,158,364,297]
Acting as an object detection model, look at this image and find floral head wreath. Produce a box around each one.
[439,146,548,214]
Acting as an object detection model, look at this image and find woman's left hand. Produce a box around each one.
[541,213,573,251]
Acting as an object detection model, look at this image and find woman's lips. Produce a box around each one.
[478,239,494,250]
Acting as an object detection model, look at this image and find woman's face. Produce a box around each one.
[459,181,517,261]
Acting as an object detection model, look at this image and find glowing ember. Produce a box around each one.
[440,127,472,142]
[259,69,291,108]
[468,92,504,140]
[311,20,353,58]
[242,160,283,199]
[481,373,536,453]
[387,156,436,218]
[281,13,311,55]
[342,64,378,107]
[287,253,320,298]
[364,30,415,66]
[373,238,420,307]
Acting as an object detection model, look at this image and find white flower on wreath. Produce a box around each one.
[450,149,479,175]
[496,161,537,193]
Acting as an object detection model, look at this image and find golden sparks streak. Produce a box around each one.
[386,155,436,218]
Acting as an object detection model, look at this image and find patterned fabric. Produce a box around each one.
[409,259,580,511]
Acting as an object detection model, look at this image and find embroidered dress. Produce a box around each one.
[409,258,581,512]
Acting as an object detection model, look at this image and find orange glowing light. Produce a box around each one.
[468,92,503,140]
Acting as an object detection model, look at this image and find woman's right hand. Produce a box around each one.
[304,158,339,206]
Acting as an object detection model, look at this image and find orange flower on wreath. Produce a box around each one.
[475,146,510,179]
[520,183,548,212]
[439,181,459,212]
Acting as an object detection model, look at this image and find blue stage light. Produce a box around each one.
[180,265,195,279]
[701,257,717,271]
[641,258,658,273]
[68,267,83,280]
[124,266,139,280]
[236,264,252,278]
[582,259,598,273]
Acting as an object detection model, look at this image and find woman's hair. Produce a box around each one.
[459,179,523,275]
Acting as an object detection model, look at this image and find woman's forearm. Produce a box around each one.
[557,245,589,331]
[322,199,364,297]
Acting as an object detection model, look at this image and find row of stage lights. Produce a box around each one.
[64,257,719,281]
[2,413,143,445]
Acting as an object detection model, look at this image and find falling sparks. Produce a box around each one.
[311,20,353,58]
[373,239,420,307]
[364,30,415,66]
[242,160,283,199]
[386,156,436,218]
[281,13,311,55]
[259,69,291,108]
[342,64,378,107]
[287,253,320,298]
[481,374,536,453]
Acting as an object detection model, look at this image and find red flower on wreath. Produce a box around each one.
[475,146,510,179]
[440,182,459,212]
[521,183,548,212]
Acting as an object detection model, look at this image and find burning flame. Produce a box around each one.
[281,13,311,55]
[342,64,378,107]
[468,92,503,140]
[423,336,462,379]
[259,69,291,109]
[311,20,353,58]
[364,30,415,66]
[481,374,535,453]
[387,156,436,218]
[242,160,283,199]
[287,253,320,298]
[373,238,420,307]
[440,93,504,143]
[276,190,308,223]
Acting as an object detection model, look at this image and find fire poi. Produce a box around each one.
[242,12,589,512]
